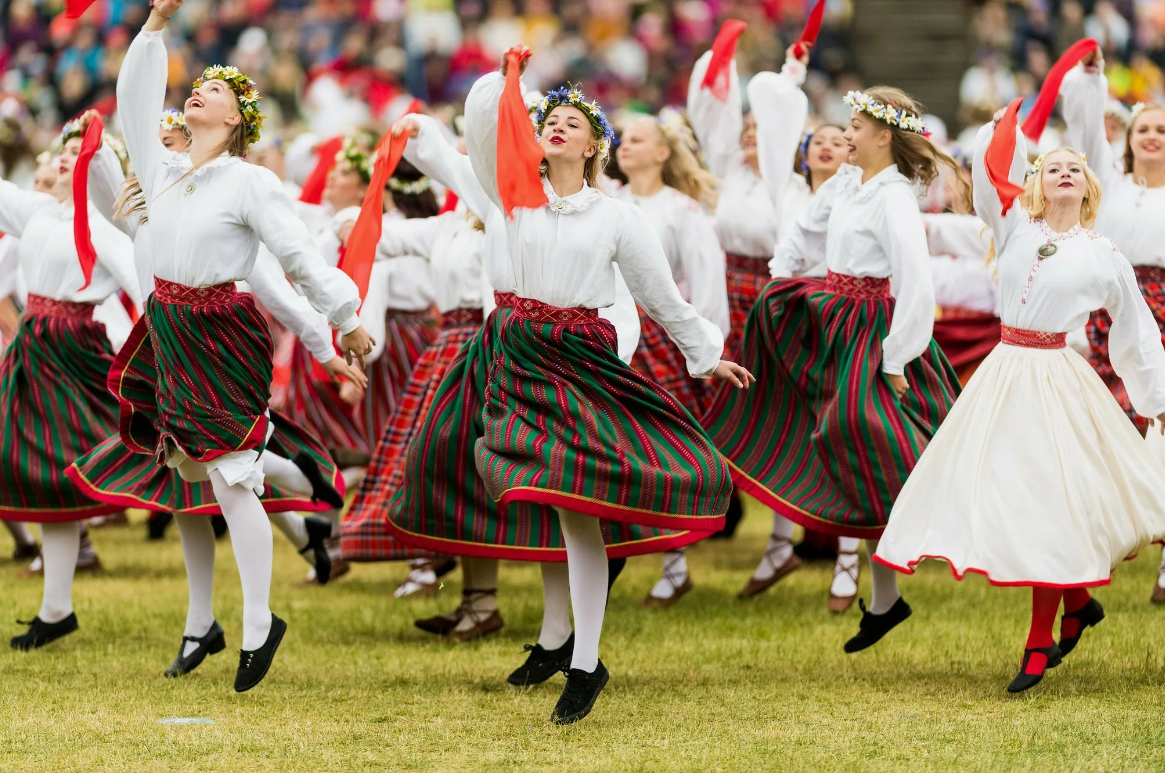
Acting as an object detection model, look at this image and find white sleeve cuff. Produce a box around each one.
[338,314,361,335]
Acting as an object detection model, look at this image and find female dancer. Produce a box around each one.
[876,105,1165,692]
[459,50,749,724]
[1057,51,1165,603]
[614,110,728,609]
[705,85,962,652]
[0,115,141,649]
[89,2,373,691]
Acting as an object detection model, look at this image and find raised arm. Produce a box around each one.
[0,180,56,238]
[463,71,506,213]
[687,51,744,180]
[881,184,937,376]
[971,119,1027,251]
[675,204,730,337]
[403,114,495,222]
[88,142,137,238]
[1060,62,1115,190]
[115,28,170,203]
[1106,250,1165,419]
[748,51,809,222]
[249,246,336,364]
[770,166,845,277]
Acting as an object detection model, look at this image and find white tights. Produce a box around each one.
[174,513,216,656]
[38,521,80,624]
[4,521,35,547]
[558,509,607,673]
[260,451,312,495]
[865,538,900,615]
[539,561,573,650]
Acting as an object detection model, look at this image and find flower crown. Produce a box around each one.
[1027,152,1087,179]
[797,129,814,174]
[192,65,264,148]
[1132,102,1148,120]
[335,138,372,183]
[57,119,84,147]
[54,119,126,164]
[530,85,616,161]
[387,176,432,195]
[160,108,186,131]
[842,91,927,134]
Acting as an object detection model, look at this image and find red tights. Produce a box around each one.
[1024,587,1091,674]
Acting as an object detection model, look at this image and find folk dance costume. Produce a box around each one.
[0,130,143,650]
[876,114,1165,692]
[72,28,366,691]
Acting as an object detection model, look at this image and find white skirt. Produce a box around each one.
[875,343,1165,587]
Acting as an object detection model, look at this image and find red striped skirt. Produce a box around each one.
[725,253,770,361]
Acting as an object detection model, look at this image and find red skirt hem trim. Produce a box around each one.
[496,487,725,532]
[870,553,1112,589]
[727,461,886,539]
[0,501,124,522]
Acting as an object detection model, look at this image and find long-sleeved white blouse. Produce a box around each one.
[922,212,997,314]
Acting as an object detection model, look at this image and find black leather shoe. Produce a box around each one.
[508,634,574,686]
[1059,598,1104,656]
[1007,644,1063,693]
[433,557,458,579]
[11,613,78,651]
[292,452,345,509]
[607,557,627,599]
[844,597,912,653]
[147,512,173,541]
[165,620,226,677]
[551,659,609,725]
[300,515,333,585]
[11,543,40,561]
[709,495,743,540]
[211,515,228,540]
[235,614,287,693]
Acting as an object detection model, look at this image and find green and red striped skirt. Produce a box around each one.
[631,307,711,419]
[67,279,341,515]
[379,293,706,561]
[725,253,769,361]
[703,272,960,538]
[474,297,731,532]
[1086,264,1165,434]
[0,296,122,521]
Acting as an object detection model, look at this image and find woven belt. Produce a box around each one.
[154,278,238,305]
[1000,325,1066,349]
[493,291,518,308]
[825,271,891,300]
[512,297,600,324]
[441,308,485,327]
[725,253,770,277]
[1134,265,1165,283]
[26,294,96,320]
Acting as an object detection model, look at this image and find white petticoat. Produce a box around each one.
[875,343,1165,587]
[164,411,274,495]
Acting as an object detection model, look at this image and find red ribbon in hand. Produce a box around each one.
[72,115,104,291]
[64,0,98,18]
[1021,38,1099,141]
[985,98,1026,217]
[701,20,747,102]
[496,46,548,218]
[792,0,827,60]
[339,131,409,304]
[438,190,460,215]
[298,135,345,205]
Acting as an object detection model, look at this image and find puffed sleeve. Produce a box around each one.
[0,180,56,238]
[972,120,1027,251]
[1061,64,1115,191]
[0,237,20,299]
[922,213,990,263]
[612,201,723,376]
[90,205,142,305]
[880,184,936,376]
[463,71,506,213]
[687,51,744,180]
[748,59,809,224]
[375,214,444,262]
[240,166,361,333]
[87,142,135,238]
[115,30,169,204]
[771,167,846,277]
[1106,249,1165,418]
[404,114,495,222]
[249,246,336,363]
[674,198,730,337]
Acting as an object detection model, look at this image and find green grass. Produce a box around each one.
[1,503,1165,772]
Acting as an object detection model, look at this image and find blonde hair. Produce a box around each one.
[1124,104,1165,175]
[539,104,608,189]
[643,111,719,210]
[984,146,1102,265]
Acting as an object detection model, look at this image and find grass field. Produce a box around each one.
[2,503,1165,772]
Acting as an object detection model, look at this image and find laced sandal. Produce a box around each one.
[641,554,693,609]
[444,590,504,642]
[828,548,860,614]
[393,561,440,598]
[738,533,803,599]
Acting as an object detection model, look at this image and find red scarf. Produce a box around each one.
[496,47,547,217]
[984,98,1026,217]
[72,115,104,291]
[792,0,827,60]
[339,131,409,304]
[701,20,747,102]
[1021,38,1099,141]
[298,135,345,205]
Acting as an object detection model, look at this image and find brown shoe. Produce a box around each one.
[738,555,803,599]
[1152,581,1165,605]
[828,592,857,614]
[416,595,469,636]
[640,576,694,609]
[444,610,504,642]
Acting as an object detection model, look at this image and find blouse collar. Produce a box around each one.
[1032,217,1085,242]
[543,177,602,214]
[162,150,239,181]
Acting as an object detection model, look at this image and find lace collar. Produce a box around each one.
[837,163,911,202]
[543,177,602,214]
[162,151,240,181]
[1031,218,1085,242]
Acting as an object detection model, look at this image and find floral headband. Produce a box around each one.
[530,85,616,161]
[192,65,264,147]
[842,91,927,134]
[335,138,372,183]
[797,129,814,174]
[57,119,84,147]
[387,176,432,195]
[1027,152,1087,179]
[160,108,186,131]
[54,120,126,164]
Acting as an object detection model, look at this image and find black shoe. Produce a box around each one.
[508,634,574,686]
[433,557,458,579]
[300,515,333,585]
[147,512,173,541]
[11,543,39,561]
[607,557,627,602]
[292,452,345,509]
[11,613,78,651]
[709,495,743,540]
[1007,644,1063,693]
[211,515,228,540]
[235,614,287,693]
[1059,598,1104,656]
[844,597,912,653]
[551,659,609,725]
[164,620,226,677]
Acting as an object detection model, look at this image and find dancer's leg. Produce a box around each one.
[209,470,273,650]
[865,539,900,615]
[174,514,217,656]
[539,561,573,650]
[38,522,80,623]
[559,509,607,672]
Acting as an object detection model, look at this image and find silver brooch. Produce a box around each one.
[1037,243,1058,259]
[184,184,196,196]
[551,198,568,213]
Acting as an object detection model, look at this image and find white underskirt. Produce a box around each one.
[164,412,274,496]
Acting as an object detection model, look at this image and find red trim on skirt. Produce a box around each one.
[871,553,1112,589]
[1000,325,1066,349]
[825,271,891,300]
[26,295,97,320]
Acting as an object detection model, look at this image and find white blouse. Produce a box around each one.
[465,72,720,376]
[973,120,1165,417]
[1062,66,1165,268]
[772,164,935,375]
[375,212,485,313]
[117,29,360,334]
[922,212,998,314]
[613,186,730,337]
[330,205,437,315]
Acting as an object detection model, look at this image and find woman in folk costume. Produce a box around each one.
[875,101,1165,693]
[705,85,963,652]
[613,110,729,609]
[458,48,750,724]
[79,2,373,692]
[0,113,142,650]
